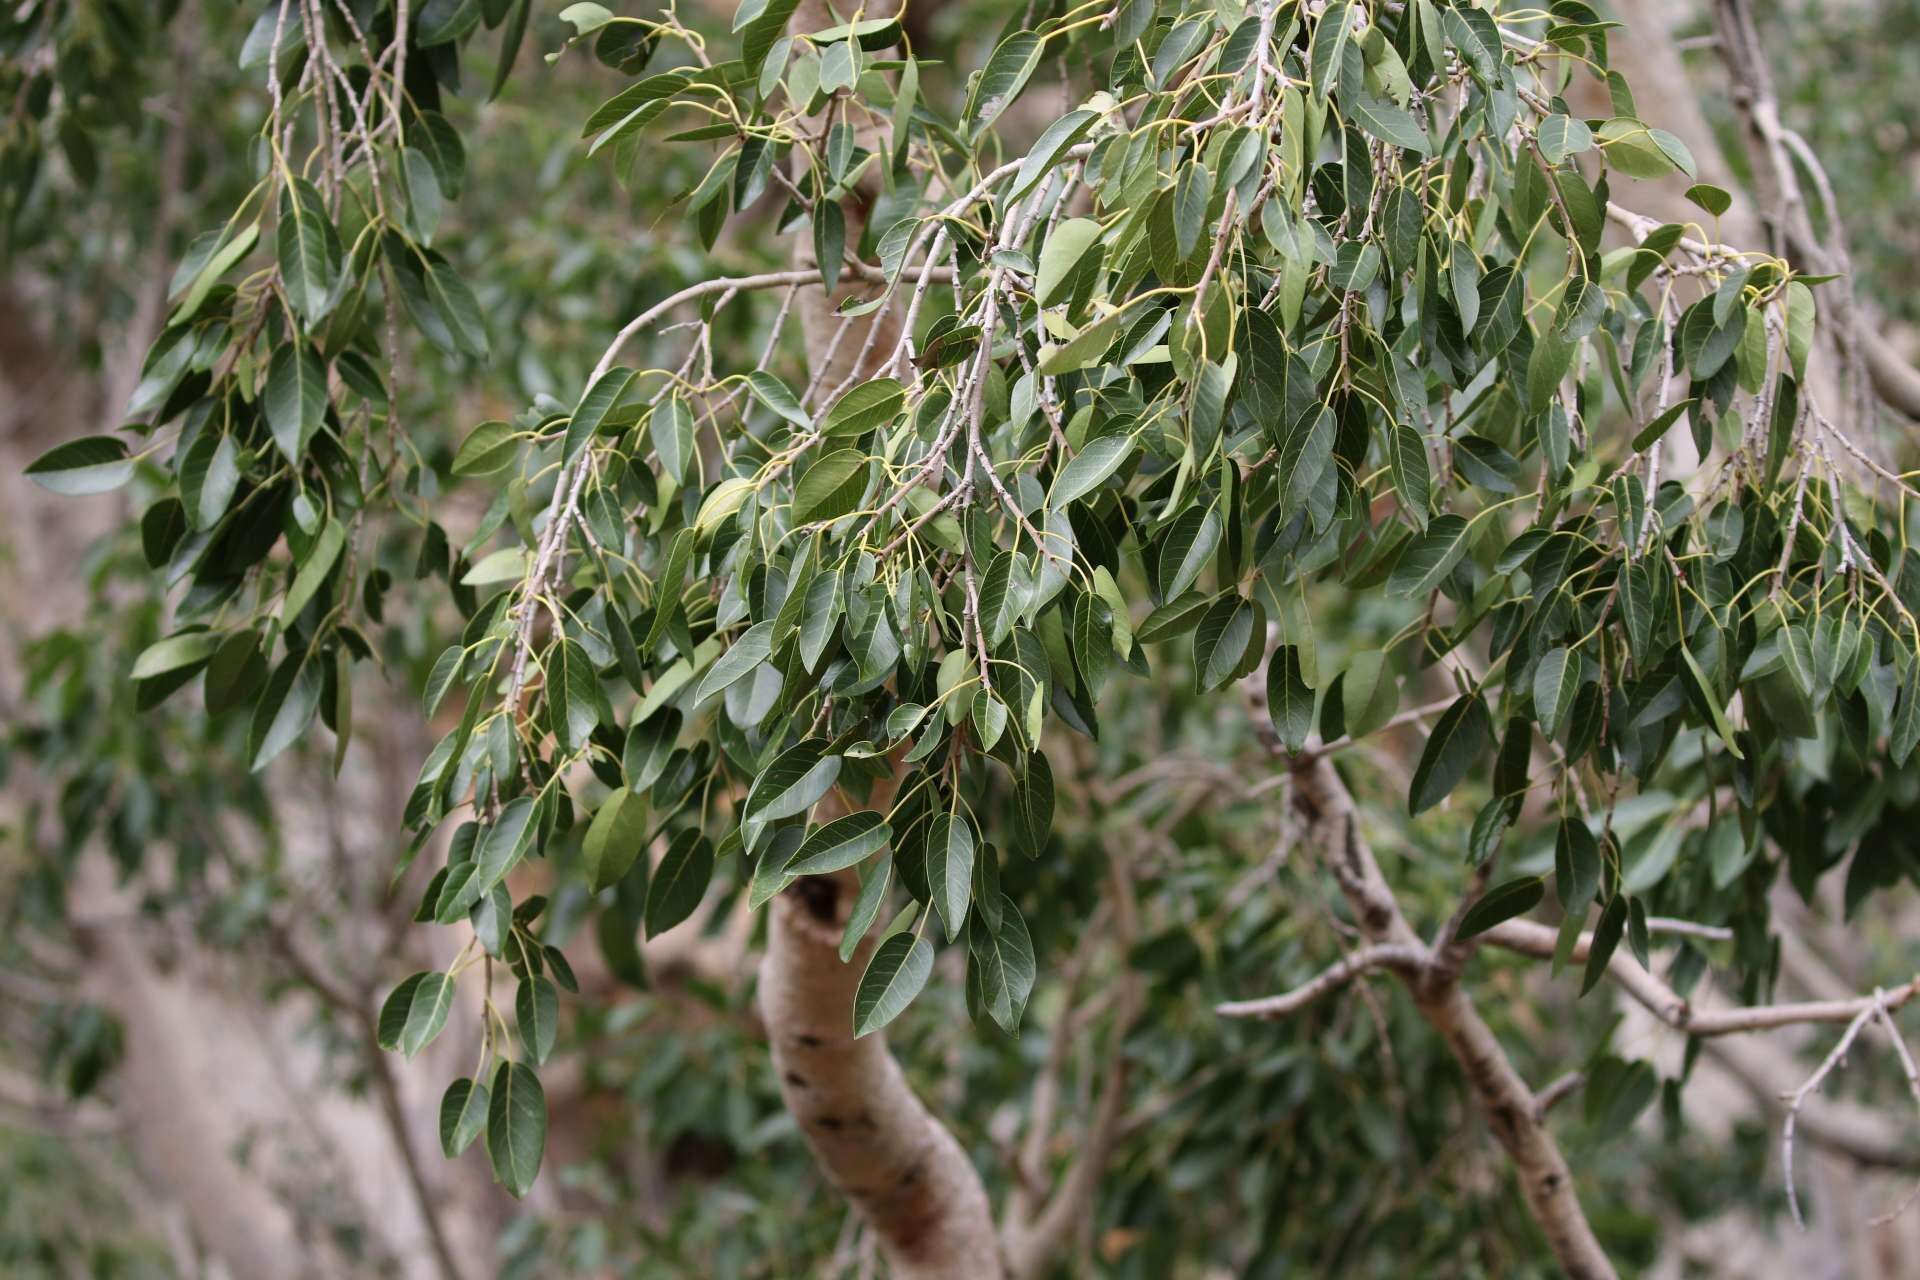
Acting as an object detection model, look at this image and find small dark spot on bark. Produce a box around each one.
[815,1115,846,1132]
[794,1033,824,1049]
[791,875,839,923]
[898,1162,923,1188]
[783,1071,808,1089]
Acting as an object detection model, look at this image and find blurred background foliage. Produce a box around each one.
[3,1,1918,1277]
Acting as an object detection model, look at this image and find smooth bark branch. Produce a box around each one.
[1481,919,1920,1037]
[761,869,1005,1280]
[1279,756,1619,1280]
[1215,943,1428,1020]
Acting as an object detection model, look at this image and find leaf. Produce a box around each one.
[1453,876,1546,941]
[744,741,841,824]
[132,631,219,681]
[169,221,258,324]
[792,448,869,525]
[926,813,975,941]
[1630,399,1693,453]
[1533,646,1579,739]
[822,377,905,438]
[401,972,456,1059]
[465,797,538,909]
[583,789,648,892]
[1581,894,1629,996]
[516,977,559,1065]
[969,897,1037,1033]
[462,546,530,586]
[249,653,321,771]
[277,179,343,328]
[1010,108,1098,203]
[852,933,934,1037]
[696,620,775,703]
[265,343,328,464]
[1036,218,1100,308]
[1537,114,1593,164]
[1387,514,1470,597]
[1408,695,1493,815]
[486,1061,547,1198]
[282,517,345,623]
[377,974,426,1051]
[1554,819,1601,911]
[26,436,135,496]
[439,1077,490,1157]
[645,831,714,938]
[1050,434,1134,509]
[965,32,1040,138]
[1348,90,1430,154]
[1388,425,1431,528]
[563,366,637,464]
[1682,642,1746,759]
[790,811,891,876]
[746,371,809,429]
[1341,650,1400,740]
[454,420,518,476]
[1266,644,1314,752]
[426,261,489,358]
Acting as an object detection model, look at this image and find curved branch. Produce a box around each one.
[760,870,1004,1280]
[1215,943,1428,1020]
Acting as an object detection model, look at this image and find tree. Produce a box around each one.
[15,0,1920,1275]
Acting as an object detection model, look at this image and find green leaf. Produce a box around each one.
[249,653,322,771]
[1340,650,1400,740]
[1581,894,1629,995]
[1387,513,1469,597]
[401,972,456,1059]
[965,32,1040,138]
[822,377,905,438]
[644,831,714,938]
[1454,876,1546,941]
[563,366,637,464]
[465,797,538,909]
[969,896,1037,1034]
[1348,90,1430,153]
[1554,819,1601,912]
[131,631,219,681]
[265,343,328,464]
[1036,218,1100,308]
[1533,646,1579,739]
[1409,695,1493,815]
[790,811,891,876]
[462,546,530,586]
[486,1061,547,1198]
[439,1077,490,1157]
[281,517,345,623]
[277,179,342,327]
[1266,644,1314,752]
[1388,425,1431,528]
[376,974,426,1051]
[852,933,934,1037]
[516,977,559,1065]
[744,741,841,825]
[583,789,648,892]
[746,371,809,429]
[696,620,775,703]
[169,221,258,324]
[1536,114,1593,164]
[1050,434,1134,509]
[454,421,520,476]
[1010,108,1098,203]
[840,853,894,961]
[26,436,135,496]
[792,448,869,525]
[926,813,975,940]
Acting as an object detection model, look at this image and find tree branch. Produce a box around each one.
[1268,755,1619,1280]
[1479,919,1920,1037]
[761,869,1004,1280]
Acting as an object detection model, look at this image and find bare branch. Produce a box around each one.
[1215,943,1428,1020]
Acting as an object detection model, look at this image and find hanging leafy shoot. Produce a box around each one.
[30,0,1920,1229]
